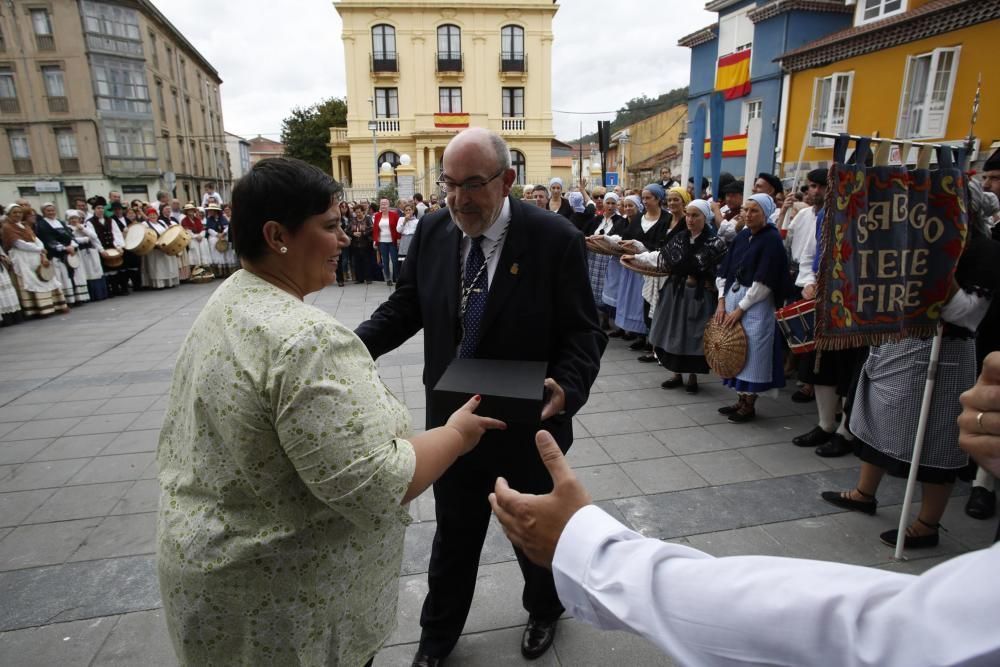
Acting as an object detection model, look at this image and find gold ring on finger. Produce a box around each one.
[977,412,987,434]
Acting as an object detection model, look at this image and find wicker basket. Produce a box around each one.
[585,237,628,257]
[703,318,748,379]
[620,256,669,278]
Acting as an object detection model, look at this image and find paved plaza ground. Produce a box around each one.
[0,279,995,666]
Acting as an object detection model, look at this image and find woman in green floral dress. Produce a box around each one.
[156,158,504,666]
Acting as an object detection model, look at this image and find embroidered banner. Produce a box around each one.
[815,135,968,349]
[715,50,752,100]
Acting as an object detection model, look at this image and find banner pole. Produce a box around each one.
[893,321,944,560]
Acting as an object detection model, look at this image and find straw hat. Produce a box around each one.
[182,202,197,211]
[205,203,222,212]
[703,319,748,379]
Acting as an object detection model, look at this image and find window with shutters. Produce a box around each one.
[8,129,31,173]
[55,127,79,172]
[41,65,67,112]
[439,87,462,113]
[856,0,906,26]
[810,72,853,147]
[897,47,960,140]
[0,67,18,113]
[30,9,54,50]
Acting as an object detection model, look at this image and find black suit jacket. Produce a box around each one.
[355,196,606,452]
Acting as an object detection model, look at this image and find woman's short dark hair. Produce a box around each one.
[230,157,342,262]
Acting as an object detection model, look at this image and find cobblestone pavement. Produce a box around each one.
[0,280,993,666]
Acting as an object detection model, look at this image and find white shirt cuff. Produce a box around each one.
[553,505,640,624]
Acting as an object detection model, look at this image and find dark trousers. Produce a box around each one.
[351,246,373,282]
[418,430,566,658]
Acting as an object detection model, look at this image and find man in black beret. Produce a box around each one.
[754,172,784,198]
[982,147,1000,201]
[715,179,745,244]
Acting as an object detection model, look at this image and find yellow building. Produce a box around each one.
[778,0,999,177]
[613,104,687,189]
[330,0,557,197]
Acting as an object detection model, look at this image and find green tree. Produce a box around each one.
[280,97,348,174]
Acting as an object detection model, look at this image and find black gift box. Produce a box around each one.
[432,358,547,425]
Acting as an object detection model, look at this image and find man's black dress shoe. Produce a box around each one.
[521,618,557,660]
[410,651,443,667]
[815,433,854,458]
[792,425,833,447]
[965,486,997,520]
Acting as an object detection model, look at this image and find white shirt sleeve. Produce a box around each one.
[941,289,991,331]
[553,505,1000,667]
[13,238,41,252]
[737,282,772,311]
[717,220,738,244]
[715,277,727,296]
[795,220,817,287]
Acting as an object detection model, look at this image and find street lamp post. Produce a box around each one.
[368,97,378,193]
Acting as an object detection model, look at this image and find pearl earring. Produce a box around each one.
[279,246,288,254]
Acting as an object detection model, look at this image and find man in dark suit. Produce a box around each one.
[356,128,606,666]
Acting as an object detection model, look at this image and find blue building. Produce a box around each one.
[678,0,853,192]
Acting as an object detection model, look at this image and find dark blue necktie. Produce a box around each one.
[459,236,487,358]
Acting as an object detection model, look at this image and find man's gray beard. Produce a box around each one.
[451,200,503,237]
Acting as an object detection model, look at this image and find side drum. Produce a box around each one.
[102,248,124,269]
[157,226,190,256]
[775,298,817,355]
[124,224,157,256]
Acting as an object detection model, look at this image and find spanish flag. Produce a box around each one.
[434,113,470,128]
[715,50,751,100]
[703,134,748,158]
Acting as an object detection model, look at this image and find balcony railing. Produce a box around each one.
[501,117,525,133]
[46,96,68,112]
[500,52,526,73]
[35,34,55,51]
[59,157,79,173]
[370,118,400,134]
[371,52,398,73]
[13,158,32,174]
[436,51,463,73]
[0,97,19,114]
[329,126,348,145]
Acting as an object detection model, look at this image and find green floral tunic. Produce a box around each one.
[157,270,416,666]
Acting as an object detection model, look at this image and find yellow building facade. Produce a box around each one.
[779,0,998,176]
[615,104,687,189]
[331,0,558,197]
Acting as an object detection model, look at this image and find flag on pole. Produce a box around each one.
[715,50,752,100]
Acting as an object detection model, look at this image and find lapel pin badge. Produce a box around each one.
[510,262,519,276]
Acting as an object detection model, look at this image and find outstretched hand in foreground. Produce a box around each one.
[489,430,592,568]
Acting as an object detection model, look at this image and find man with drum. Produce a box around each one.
[109,200,141,293]
[790,168,867,457]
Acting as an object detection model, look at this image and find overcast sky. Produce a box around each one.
[158,0,715,142]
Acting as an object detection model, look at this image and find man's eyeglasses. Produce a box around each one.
[436,167,506,193]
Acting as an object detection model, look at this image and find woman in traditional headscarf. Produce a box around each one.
[546,177,572,219]
[614,183,673,351]
[821,181,1000,549]
[584,192,627,331]
[67,209,109,302]
[0,207,23,325]
[36,203,89,306]
[635,186,693,362]
[604,193,642,337]
[646,199,729,392]
[181,204,211,273]
[206,203,237,279]
[714,193,788,422]
[1,203,68,317]
[141,203,180,289]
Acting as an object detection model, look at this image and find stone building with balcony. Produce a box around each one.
[0,0,226,212]
[330,0,558,196]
